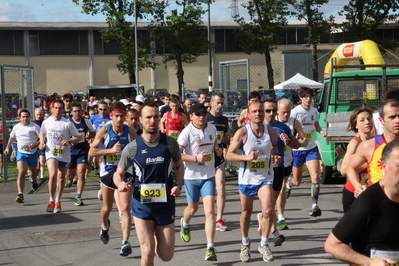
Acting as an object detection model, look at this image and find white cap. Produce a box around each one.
[120,99,130,105]
[136,95,145,103]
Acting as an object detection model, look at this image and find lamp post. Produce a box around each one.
[134,0,140,95]
[208,2,212,93]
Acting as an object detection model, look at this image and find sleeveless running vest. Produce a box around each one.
[344,136,368,193]
[165,111,183,139]
[207,112,228,146]
[69,118,90,155]
[239,124,273,185]
[102,124,131,174]
[134,134,173,188]
[367,134,386,186]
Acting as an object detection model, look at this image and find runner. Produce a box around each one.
[39,100,81,213]
[62,93,73,119]
[4,109,41,203]
[275,99,308,229]
[160,98,189,139]
[125,108,142,135]
[33,108,46,179]
[226,102,281,263]
[65,103,95,206]
[177,103,223,261]
[207,92,230,231]
[114,103,184,266]
[286,87,327,217]
[257,99,300,244]
[89,101,137,256]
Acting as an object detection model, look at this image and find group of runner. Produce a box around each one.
[6,88,330,265]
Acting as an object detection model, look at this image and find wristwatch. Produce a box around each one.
[174,184,182,190]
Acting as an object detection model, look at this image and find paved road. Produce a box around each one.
[0,175,346,266]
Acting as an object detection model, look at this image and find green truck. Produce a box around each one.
[315,65,399,183]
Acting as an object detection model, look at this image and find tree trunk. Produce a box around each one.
[176,58,185,96]
[311,42,319,81]
[264,49,274,89]
[129,71,136,85]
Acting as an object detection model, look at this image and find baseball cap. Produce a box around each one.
[190,103,207,116]
[136,95,145,103]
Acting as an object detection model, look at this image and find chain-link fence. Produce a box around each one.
[1,65,35,182]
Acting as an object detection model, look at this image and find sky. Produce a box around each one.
[0,0,346,22]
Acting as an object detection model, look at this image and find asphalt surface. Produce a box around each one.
[0,174,346,266]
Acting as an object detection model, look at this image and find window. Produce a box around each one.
[0,30,24,55]
[39,31,79,55]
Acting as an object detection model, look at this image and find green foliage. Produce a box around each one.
[72,0,160,83]
[338,0,399,50]
[148,0,214,93]
[234,0,295,88]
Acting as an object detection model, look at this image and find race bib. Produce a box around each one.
[305,132,314,139]
[80,133,85,141]
[51,145,65,155]
[140,183,167,204]
[168,130,180,138]
[198,153,214,165]
[284,144,291,152]
[106,153,121,165]
[249,160,269,171]
[216,131,224,143]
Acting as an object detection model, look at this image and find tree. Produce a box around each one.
[72,0,163,85]
[338,0,399,50]
[234,0,295,89]
[293,0,334,81]
[149,0,213,94]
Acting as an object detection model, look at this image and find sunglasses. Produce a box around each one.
[65,100,71,103]
[265,109,277,113]
[205,106,211,109]
[99,108,108,111]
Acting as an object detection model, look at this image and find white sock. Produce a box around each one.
[242,237,250,245]
[261,236,268,245]
[182,220,190,228]
[278,214,284,220]
[207,243,214,249]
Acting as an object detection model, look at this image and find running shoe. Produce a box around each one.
[54,202,62,213]
[31,180,38,191]
[309,205,322,217]
[258,243,274,262]
[215,219,229,231]
[74,197,84,206]
[65,179,72,188]
[120,241,132,256]
[278,218,289,230]
[273,233,286,247]
[15,194,24,204]
[72,176,78,184]
[46,201,55,212]
[180,217,191,243]
[97,189,103,201]
[100,219,110,244]
[204,247,217,261]
[240,243,251,262]
[257,213,262,235]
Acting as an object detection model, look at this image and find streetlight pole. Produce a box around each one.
[134,0,140,95]
[208,2,212,93]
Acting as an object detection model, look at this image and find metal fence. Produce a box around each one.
[1,65,35,182]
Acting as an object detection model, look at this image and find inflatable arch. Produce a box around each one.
[324,40,385,79]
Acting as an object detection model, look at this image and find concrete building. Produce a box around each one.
[0,21,398,96]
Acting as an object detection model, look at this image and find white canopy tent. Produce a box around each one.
[274,73,323,90]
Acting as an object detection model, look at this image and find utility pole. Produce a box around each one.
[229,0,239,20]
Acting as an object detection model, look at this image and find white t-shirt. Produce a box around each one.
[373,112,384,135]
[291,105,319,151]
[10,122,41,154]
[40,116,81,163]
[177,123,217,180]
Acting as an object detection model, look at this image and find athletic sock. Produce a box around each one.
[207,243,214,249]
[278,214,284,220]
[242,237,250,245]
[49,197,54,202]
[311,183,320,205]
[261,236,268,245]
[182,220,190,228]
[76,194,81,198]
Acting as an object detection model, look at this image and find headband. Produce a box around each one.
[110,109,126,116]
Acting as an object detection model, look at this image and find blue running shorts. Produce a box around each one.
[238,179,273,196]
[292,146,321,168]
[184,177,216,204]
[68,154,88,169]
[131,196,175,226]
[17,150,39,167]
